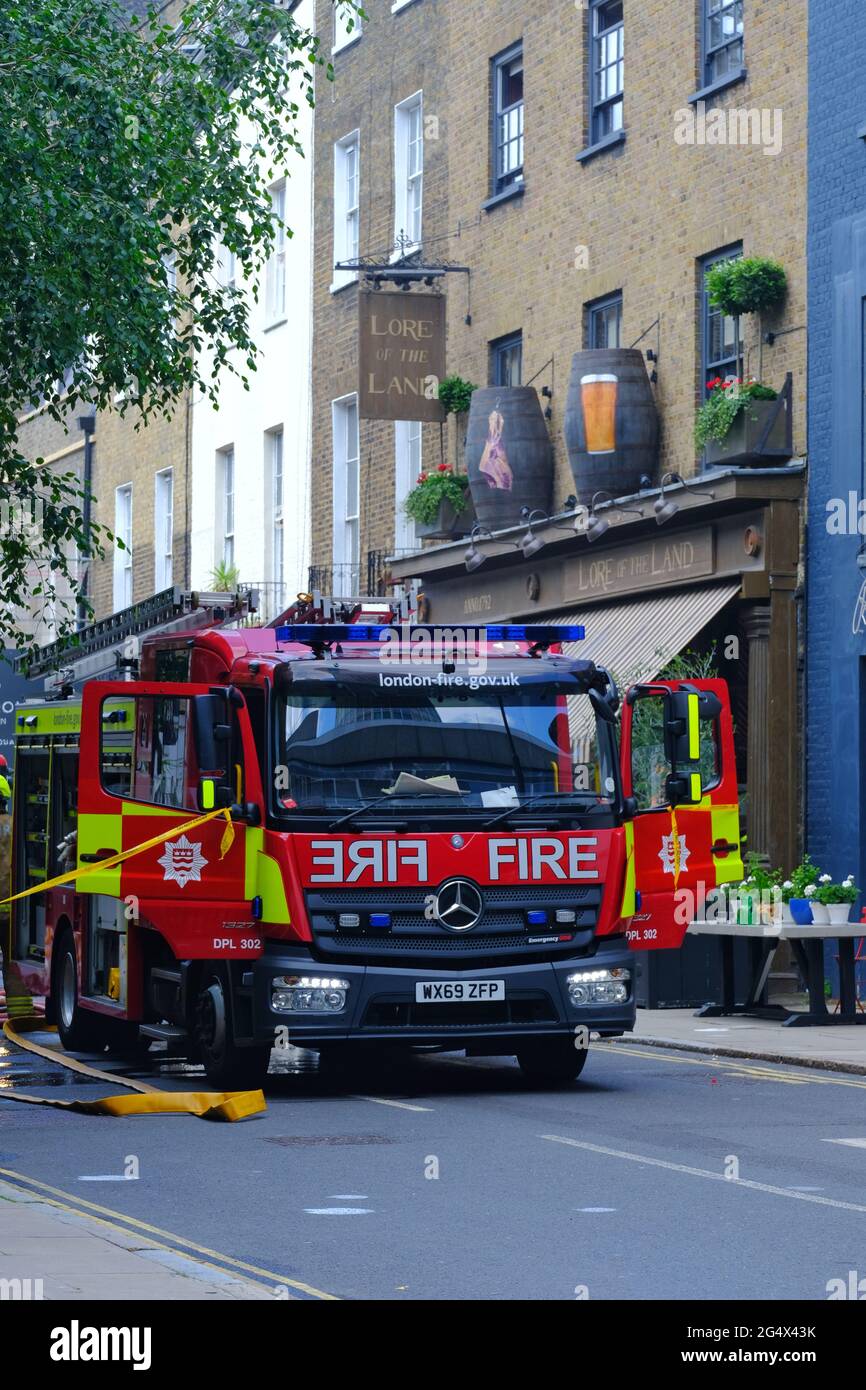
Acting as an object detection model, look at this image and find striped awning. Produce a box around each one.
[550,581,741,745]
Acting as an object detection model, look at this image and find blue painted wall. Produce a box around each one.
[807,4,866,907]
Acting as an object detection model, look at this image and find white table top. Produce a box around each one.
[688,920,865,940]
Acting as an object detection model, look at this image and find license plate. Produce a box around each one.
[415,980,505,1003]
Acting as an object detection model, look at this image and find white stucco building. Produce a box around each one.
[190,0,313,619]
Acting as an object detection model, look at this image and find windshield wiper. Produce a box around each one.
[482,791,600,829]
[328,791,467,831]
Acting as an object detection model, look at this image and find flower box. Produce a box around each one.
[704,397,792,467]
[414,493,476,541]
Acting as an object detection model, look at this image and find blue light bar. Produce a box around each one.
[274,624,586,645]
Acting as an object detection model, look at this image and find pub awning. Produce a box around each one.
[552,581,741,686]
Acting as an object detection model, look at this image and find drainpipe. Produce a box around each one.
[76,410,96,630]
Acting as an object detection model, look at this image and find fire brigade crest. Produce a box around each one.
[157,835,208,888]
[658,832,690,877]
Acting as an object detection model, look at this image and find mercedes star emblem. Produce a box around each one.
[434,879,484,933]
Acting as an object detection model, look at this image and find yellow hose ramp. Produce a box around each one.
[2,1018,265,1122]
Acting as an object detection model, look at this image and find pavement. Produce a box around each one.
[630,1006,866,1073]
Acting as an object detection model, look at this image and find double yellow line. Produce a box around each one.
[0,1166,339,1300]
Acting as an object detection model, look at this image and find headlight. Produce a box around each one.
[271,976,350,1014]
[566,967,630,1006]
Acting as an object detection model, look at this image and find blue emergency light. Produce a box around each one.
[274,624,586,645]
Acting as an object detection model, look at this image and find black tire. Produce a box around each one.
[53,931,112,1053]
[516,1037,589,1083]
[193,965,270,1090]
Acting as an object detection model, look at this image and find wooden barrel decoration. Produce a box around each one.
[563,348,659,503]
[464,387,553,530]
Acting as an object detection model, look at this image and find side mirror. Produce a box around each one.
[192,694,233,810]
[664,688,718,807]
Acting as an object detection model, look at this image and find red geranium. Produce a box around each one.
[437,463,451,473]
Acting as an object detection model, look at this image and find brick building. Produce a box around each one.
[805,3,866,892]
[311,0,808,884]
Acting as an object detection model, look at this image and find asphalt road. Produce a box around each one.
[3,1032,866,1301]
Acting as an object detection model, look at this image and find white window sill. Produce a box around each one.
[330,275,359,294]
[332,33,362,56]
[392,0,422,11]
[263,317,288,332]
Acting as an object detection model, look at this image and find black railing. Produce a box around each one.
[308,549,418,599]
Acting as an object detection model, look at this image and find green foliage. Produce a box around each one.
[705,257,788,317]
[404,467,470,525]
[0,0,351,659]
[437,376,477,415]
[787,854,821,900]
[815,875,858,906]
[657,646,719,681]
[209,560,240,591]
[695,379,779,449]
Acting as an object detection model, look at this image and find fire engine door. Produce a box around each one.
[621,678,743,950]
[77,681,262,908]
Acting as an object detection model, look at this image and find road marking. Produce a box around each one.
[0,1166,340,1300]
[540,1136,866,1215]
[330,1193,369,1199]
[822,1138,866,1149]
[352,1094,433,1112]
[602,1043,866,1090]
[304,1207,373,1215]
[577,1206,617,1212]
[693,1027,729,1033]
[78,1175,139,1182]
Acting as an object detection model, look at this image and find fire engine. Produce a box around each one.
[3,587,743,1087]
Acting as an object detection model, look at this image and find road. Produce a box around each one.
[2,1032,866,1301]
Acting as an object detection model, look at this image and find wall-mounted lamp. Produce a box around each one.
[519,509,549,559]
[584,491,643,544]
[464,523,494,572]
[653,471,715,526]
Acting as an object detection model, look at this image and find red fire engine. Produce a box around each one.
[4,590,743,1087]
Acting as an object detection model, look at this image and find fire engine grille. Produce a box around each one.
[304,884,603,964]
[362,994,558,1029]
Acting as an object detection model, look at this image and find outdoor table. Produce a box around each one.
[686,920,866,1027]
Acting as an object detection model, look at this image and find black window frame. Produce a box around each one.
[590,0,624,145]
[491,42,524,197]
[703,0,744,87]
[490,331,523,387]
[701,245,743,401]
[586,291,623,350]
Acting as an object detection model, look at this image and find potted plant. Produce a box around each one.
[404,463,475,540]
[705,256,788,382]
[696,377,790,466]
[438,374,477,473]
[787,855,821,926]
[815,874,858,926]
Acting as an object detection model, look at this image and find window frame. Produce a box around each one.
[267,426,285,590]
[590,0,624,145]
[393,91,424,258]
[332,130,360,292]
[331,393,361,577]
[265,180,287,324]
[333,2,362,54]
[700,245,744,400]
[113,483,133,611]
[703,0,744,87]
[215,446,235,571]
[394,419,422,550]
[491,42,524,198]
[490,331,523,387]
[154,467,173,592]
[587,291,623,350]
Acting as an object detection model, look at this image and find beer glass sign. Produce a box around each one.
[580,373,618,454]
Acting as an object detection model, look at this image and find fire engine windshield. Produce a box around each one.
[273,676,618,815]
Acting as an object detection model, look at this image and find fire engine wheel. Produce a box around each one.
[515,1038,589,1084]
[194,967,270,1090]
[53,932,111,1053]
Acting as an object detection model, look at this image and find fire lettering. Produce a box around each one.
[488,837,598,881]
[309,839,428,884]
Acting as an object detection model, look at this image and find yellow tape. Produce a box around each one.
[0,805,236,907]
[2,1019,265,1123]
[671,807,681,886]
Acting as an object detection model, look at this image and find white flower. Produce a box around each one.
[782,880,793,889]
[819,874,832,884]
[843,876,855,887]
[804,884,816,897]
